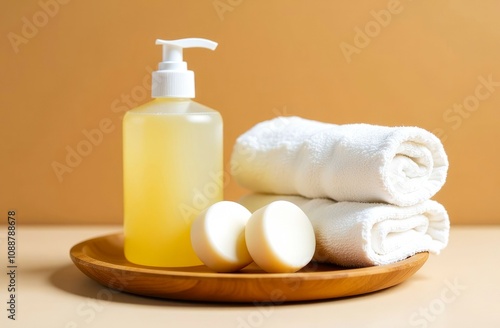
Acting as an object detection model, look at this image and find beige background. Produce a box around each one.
[1,0,499,224]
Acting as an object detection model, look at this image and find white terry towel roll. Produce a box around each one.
[239,194,450,267]
[231,117,448,206]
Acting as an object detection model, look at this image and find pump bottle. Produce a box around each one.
[123,38,223,267]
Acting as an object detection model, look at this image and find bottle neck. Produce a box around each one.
[152,97,192,102]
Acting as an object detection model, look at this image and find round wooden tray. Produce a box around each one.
[70,233,428,303]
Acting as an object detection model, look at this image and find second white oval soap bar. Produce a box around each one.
[245,200,316,273]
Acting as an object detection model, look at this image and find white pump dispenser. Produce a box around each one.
[152,38,218,98]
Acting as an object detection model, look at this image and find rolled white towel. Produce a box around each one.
[231,117,448,206]
[239,194,450,267]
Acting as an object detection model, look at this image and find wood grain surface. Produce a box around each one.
[70,233,428,303]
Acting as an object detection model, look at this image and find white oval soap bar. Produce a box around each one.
[191,201,253,272]
[245,200,316,273]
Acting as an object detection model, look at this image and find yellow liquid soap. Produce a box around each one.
[123,98,223,267]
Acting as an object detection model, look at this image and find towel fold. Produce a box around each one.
[239,194,450,267]
[231,117,448,206]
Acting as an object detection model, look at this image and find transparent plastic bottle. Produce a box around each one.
[123,39,223,267]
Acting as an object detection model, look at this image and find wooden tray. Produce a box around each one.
[70,233,428,303]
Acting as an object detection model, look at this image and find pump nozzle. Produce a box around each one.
[156,38,217,63]
[152,38,218,98]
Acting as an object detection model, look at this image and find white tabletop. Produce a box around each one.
[0,225,499,328]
